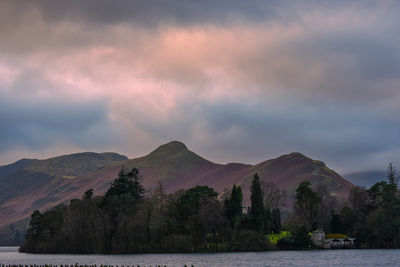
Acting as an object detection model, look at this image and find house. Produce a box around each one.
[311,230,356,249]
[311,229,325,247]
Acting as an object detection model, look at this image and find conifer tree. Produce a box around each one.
[224,184,243,226]
[387,163,399,188]
[250,173,265,233]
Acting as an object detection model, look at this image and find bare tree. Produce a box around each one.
[316,184,339,230]
[261,182,286,210]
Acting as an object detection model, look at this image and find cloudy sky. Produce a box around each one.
[1,0,399,174]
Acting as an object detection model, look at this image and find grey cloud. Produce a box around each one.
[1,0,284,26]
[0,90,109,151]
[190,100,400,172]
[0,0,382,28]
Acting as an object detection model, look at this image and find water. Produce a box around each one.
[0,247,399,267]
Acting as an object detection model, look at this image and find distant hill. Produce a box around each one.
[0,141,354,245]
[233,152,353,208]
[0,152,128,228]
[344,170,386,188]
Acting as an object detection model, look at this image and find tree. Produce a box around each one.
[176,186,218,232]
[105,168,144,200]
[197,197,229,251]
[175,185,219,249]
[83,188,94,200]
[387,163,399,187]
[250,174,265,233]
[271,208,281,233]
[224,184,243,227]
[366,180,400,248]
[295,181,320,231]
[330,210,342,233]
[316,184,338,230]
[101,167,146,253]
[262,182,286,210]
[346,186,370,244]
[103,167,145,215]
[22,210,43,251]
[340,206,356,236]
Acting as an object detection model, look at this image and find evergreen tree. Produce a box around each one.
[224,184,243,227]
[176,185,218,226]
[250,174,265,233]
[25,210,43,243]
[295,181,320,231]
[330,210,342,233]
[105,168,144,200]
[83,188,94,200]
[387,163,399,187]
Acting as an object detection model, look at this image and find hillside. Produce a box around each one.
[235,153,353,207]
[0,141,354,245]
[0,152,128,228]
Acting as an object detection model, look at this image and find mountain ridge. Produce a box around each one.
[0,141,354,245]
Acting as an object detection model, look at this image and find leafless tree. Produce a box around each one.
[261,182,286,210]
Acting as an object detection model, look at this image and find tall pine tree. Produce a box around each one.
[387,163,399,188]
[224,184,243,227]
[250,174,265,233]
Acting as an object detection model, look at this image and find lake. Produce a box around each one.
[0,247,399,267]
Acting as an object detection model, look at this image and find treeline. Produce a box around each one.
[20,169,285,253]
[282,163,400,249]
[332,163,400,248]
[20,163,400,253]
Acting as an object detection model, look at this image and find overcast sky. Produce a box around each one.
[1,0,399,174]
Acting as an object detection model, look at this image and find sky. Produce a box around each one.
[0,0,399,175]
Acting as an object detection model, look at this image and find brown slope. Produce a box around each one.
[0,152,128,228]
[73,142,252,196]
[235,152,354,208]
[69,141,223,195]
[56,147,353,212]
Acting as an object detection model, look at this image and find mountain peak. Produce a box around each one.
[286,152,308,158]
[150,141,188,155]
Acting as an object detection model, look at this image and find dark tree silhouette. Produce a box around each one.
[250,174,265,233]
[295,181,320,231]
[224,184,243,227]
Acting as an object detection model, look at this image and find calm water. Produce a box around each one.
[0,247,399,267]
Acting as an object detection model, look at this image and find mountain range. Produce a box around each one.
[0,141,354,245]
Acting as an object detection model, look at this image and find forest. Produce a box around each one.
[20,164,400,253]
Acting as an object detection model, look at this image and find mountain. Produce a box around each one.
[0,159,38,180]
[232,152,353,207]
[344,170,386,188]
[0,152,128,228]
[0,141,354,245]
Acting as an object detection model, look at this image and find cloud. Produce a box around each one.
[0,90,109,150]
[0,0,399,174]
